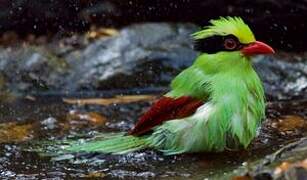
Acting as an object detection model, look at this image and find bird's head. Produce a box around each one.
[192,17,275,56]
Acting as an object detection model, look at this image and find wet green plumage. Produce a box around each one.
[57,17,266,155]
[150,51,265,154]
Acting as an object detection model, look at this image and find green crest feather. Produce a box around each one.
[192,16,255,44]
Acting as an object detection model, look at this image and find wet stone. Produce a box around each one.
[275,167,307,180]
[41,117,58,130]
[254,55,307,100]
[64,23,198,90]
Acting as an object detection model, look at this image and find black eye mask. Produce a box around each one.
[193,35,244,54]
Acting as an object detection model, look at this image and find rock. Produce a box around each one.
[254,55,307,100]
[0,47,69,93]
[276,166,307,180]
[65,23,197,90]
[41,117,58,130]
[0,23,198,93]
[255,138,307,180]
[230,138,307,180]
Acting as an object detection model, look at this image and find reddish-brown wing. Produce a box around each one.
[129,96,203,136]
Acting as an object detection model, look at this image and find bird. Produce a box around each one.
[63,17,275,155]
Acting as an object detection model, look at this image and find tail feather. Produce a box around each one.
[65,134,149,154]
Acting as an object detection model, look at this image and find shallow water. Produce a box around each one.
[0,92,306,179]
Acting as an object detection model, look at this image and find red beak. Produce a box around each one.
[241,41,275,56]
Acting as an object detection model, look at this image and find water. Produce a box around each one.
[0,92,306,179]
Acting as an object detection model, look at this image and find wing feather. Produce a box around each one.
[129,96,203,136]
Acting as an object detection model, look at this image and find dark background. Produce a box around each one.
[0,0,306,51]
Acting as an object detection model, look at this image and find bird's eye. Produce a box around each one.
[224,38,237,50]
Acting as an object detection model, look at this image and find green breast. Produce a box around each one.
[166,51,265,149]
